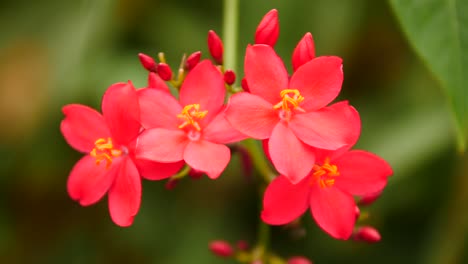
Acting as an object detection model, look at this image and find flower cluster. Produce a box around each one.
[60,8,392,247]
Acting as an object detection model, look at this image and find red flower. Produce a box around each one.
[135,60,246,179]
[61,82,183,226]
[225,45,360,183]
[261,142,392,239]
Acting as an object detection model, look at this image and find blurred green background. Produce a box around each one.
[0,0,467,263]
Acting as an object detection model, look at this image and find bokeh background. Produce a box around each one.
[0,0,467,263]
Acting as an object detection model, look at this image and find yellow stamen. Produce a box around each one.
[90,137,122,168]
[312,157,340,188]
[273,89,305,112]
[177,104,208,131]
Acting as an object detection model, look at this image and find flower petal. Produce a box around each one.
[290,101,360,150]
[179,60,225,122]
[334,150,392,196]
[289,56,343,111]
[184,140,230,179]
[225,92,278,139]
[61,104,110,153]
[309,186,356,239]
[261,175,310,225]
[102,82,141,146]
[137,88,182,129]
[203,111,248,144]
[269,122,315,184]
[244,45,289,104]
[108,157,141,227]
[134,159,185,180]
[135,128,188,162]
[147,72,170,92]
[67,155,118,206]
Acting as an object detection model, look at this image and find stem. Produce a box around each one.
[242,139,276,183]
[222,0,239,75]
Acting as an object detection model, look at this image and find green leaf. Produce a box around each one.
[389,0,468,151]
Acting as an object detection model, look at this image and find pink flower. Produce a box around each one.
[135,60,246,179]
[261,141,392,239]
[225,45,360,183]
[61,82,183,226]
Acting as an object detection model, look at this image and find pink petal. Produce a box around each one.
[179,60,225,122]
[137,88,182,129]
[269,122,315,184]
[135,128,188,162]
[225,92,278,139]
[203,111,248,144]
[244,45,289,104]
[290,101,360,150]
[61,104,110,153]
[67,155,119,206]
[184,140,230,179]
[108,157,141,227]
[134,158,185,180]
[309,186,356,239]
[289,56,343,111]
[334,150,392,196]
[261,175,310,225]
[147,72,170,92]
[102,82,141,146]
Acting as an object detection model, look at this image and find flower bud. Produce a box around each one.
[241,78,250,92]
[189,169,204,180]
[209,240,233,258]
[208,30,224,64]
[255,9,279,47]
[186,51,201,70]
[157,63,173,81]
[165,178,179,190]
[236,240,249,251]
[355,205,361,220]
[353,226,381,243]
[292,33,315,72]
[138,53,157,72]
[224,70,236,85]
[359,191,382,206]
[287,256,313,264]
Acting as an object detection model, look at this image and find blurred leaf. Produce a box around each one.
[389,0,468,151]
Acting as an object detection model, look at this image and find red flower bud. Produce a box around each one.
[208,30,224,64]
[287,256,313,264]
[236,240,249,251]
[188,169,204,180]
[292,33,316,72]
[241,77,250,92]
[157,63,173,81]
[209,240,233,258]
[353,226,381,243]
[224,70,236,85]
[255,9,279,47]
[138,53,157,72]
[355,205,361,220]
[186,51,201,71]
[359,191,382,206]
[165,178,179,190]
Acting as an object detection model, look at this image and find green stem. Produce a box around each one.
[222,0,239,75]
[242,139,276,183]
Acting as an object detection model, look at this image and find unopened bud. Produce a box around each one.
[224,70,236,85]
[287,256,313,264]
[186,51,201,70]
[255,9,279,47]
[241,78,250,92]
[209,240,233,258]
[189,169,204,180]
[292,33,315,72]
[359,191,382,206]
[165,178,179,190]
[138,53,157,72]
[353,226,381,243]
[236,240,249,251]
[355,205,361,220]
[157,63,173,81]
[208,30,224,64]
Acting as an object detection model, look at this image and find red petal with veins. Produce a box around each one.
[244,45,288,104]
[102,82,141,146]
[61,104,111,153]
[289,56,343,111]
[135,128,188,163]
[137,88,182,129]
[203,111,248,144]
[261,175,310,225]
[108,156,141,227]
[184,140,230,179]
[309,185,356,239]
[134,159,185,181]
[269,122,315,184]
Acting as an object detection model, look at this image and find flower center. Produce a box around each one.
[312,157,340,188]
[273,89,305,112]
[90,137,122,168]
[177,104,208,131]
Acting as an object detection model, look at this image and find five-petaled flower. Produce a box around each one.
[225,44,360,183]
[60,82,183,226]
[135,60,246,179]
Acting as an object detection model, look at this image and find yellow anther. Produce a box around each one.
[90,137,122,168]
[177,104,208,131]
[273,89,305,112]
[312,157,340,188]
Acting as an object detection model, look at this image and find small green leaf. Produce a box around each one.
[389,0,468,151]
